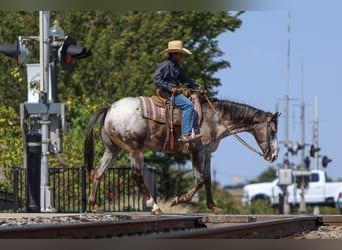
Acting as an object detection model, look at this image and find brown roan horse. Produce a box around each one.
[84,94,280,215]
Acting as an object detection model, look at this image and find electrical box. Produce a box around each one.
[277,168,293,185]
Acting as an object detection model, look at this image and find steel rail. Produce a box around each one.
[0,215,204,239]
[147,216,320,239]
[0,214,336,239]
[319,215,342,226]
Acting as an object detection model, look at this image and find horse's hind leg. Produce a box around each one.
[88,150,116,212]
[130,151,162,214]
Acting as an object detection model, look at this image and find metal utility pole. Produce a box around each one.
[297,55,309,214]
[313,96,320,215]
[300,56,305,164]
[39,11,55,212]
[313,96,319,169]
[283,12,291,153]
[278,11,292,215]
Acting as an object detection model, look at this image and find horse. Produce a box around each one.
[84,94,280,215]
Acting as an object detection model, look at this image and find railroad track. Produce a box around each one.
[0,214,341,239]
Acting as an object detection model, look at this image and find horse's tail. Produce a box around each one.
[84,106,109,175]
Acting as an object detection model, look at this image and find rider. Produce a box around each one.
[153,40,202,143]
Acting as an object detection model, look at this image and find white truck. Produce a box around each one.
[242,169,342,211]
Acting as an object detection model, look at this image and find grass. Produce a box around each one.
[155,187,342,215]
[154,198,199,214]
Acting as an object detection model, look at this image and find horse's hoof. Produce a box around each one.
[212,207,225,215]
[152,208,163,215]
[92,205,104,214]
[170,197,179,207]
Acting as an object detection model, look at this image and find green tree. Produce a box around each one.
[0,103,23,189]
[52,11,243,102]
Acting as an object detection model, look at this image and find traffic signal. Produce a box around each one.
[0,40,30,67]
[322,156,332,168]
[309,144,320,157]
[288,142,304,156]
[58,35,91,72]
[0,44,17,58]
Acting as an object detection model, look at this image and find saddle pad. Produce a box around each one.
[140,96,167,123]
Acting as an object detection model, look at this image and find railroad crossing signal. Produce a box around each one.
[288,141,305,156]
[309,144,320,157]
[322,156,332,168]
[0,39,30,67]
[58,35,91,72]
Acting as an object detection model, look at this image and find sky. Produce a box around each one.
[208,8,342,186]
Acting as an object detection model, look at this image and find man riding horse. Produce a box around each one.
[153,40,204,143]
[85,40,280,215]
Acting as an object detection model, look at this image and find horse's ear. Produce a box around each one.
[273,112,281,120]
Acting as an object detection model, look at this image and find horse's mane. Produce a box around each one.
[200,96,270,124]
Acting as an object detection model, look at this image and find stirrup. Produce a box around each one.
[179,134,202,143]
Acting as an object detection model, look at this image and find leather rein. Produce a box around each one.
[196,89,265,158]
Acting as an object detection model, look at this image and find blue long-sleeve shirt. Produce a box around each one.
[153,59,198,92]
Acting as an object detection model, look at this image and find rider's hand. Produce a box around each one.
[171,87,178,94]
[198,86,207,95]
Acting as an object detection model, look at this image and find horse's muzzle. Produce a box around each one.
[265,152,278,163]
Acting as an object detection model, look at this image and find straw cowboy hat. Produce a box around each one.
[160,40,192,55]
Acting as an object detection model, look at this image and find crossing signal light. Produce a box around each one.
[309,144,320,157]
[0,44,17,58]
[288,142,305,156]
[58,35,91,72]
[0,41,30,67]
[322,156,332,168]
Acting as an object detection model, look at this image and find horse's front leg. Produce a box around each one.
[170,183,203,207]
[203,153,224,215]
[170,150,205,207]
[130,151,162,215]
[171,150,224,214]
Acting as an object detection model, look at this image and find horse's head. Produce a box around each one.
[253,112,281,163]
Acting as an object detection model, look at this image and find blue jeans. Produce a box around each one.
[168,92,194,136]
